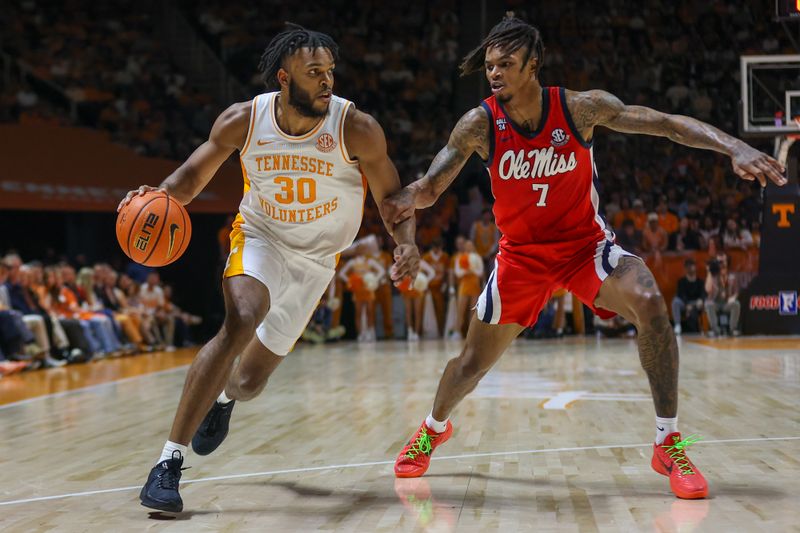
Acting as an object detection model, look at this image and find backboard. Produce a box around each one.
[741,54,800,136]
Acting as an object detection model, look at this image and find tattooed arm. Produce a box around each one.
[567,89,787,188]
[381,107,489,225]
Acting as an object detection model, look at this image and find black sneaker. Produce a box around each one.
[192,400,235,456]
[139,451,185,512]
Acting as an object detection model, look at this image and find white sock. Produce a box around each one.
[158,440,187,464]
[425,412,448,433]
[217,390,233,404]
[655,416,678,444]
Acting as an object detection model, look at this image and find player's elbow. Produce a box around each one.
[663,113,688,142]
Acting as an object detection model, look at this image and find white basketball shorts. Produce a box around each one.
[223,223,335,355]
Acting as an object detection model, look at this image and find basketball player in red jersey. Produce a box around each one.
[119,25,419,512]
[384,16,787,499]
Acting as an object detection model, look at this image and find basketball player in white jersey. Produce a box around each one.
[118,24,420,512]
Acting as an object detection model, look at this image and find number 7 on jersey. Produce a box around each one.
[531,183,549,206]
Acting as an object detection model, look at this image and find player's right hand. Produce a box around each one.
[730,143,786,187]
[382,185,418,225]
[117,185,167,212]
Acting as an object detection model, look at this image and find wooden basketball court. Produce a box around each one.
[1,336,798,531]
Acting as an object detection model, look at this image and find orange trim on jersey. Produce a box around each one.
[339,101,358,164]
[361,171,369,201]
[224,222,246,278]
[238,158,251,195]
[271,93,326,141]
[240,94,259,157]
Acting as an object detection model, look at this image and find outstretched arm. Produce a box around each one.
[118,101,250,210]
[381,107,489,225]
[568,90,787,188]
[344,108,420,283]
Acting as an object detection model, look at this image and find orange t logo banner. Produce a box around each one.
[772,203,795,228]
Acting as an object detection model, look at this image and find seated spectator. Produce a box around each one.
[95,266,149,351]
[77,267,134,353]
[641,212,668,257]
[704,254,740,337]
[139,272,176,351]
[51,266,118,357]
[118,274,163,348]
[656,196,679,234]
[698,215,719,248]
[669,217,703,251]
[721,218,754,250]
[18,266,67,366]
[0,261,47,368]
[163,284,201,347]
[671,259,705,335]
[629,198,648,231]
[611,197,631,229]
[3,256,65,367]
[39,266,93,362]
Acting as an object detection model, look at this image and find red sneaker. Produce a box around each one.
[394,420,453,478]
[651,433,708,499]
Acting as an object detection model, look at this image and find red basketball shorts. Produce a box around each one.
[476,237,639,327]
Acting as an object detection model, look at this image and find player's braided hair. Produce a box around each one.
[258,23,339,89]
[459,13,545,78]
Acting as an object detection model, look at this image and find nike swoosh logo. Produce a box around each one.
[256,139,275,146]
[166,223,180,259]
[657,426,665,431]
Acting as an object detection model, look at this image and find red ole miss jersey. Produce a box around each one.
[481,86,613,248]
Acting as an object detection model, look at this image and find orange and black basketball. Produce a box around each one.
[116,191,191,267]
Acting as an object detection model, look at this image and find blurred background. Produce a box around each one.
[0,1,790,370]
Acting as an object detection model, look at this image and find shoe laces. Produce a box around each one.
[157,462,189,490]
[663,434,702,475]
[405,427,433,460]
[205,403,229,434]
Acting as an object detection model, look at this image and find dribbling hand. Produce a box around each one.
[117,185,167,212]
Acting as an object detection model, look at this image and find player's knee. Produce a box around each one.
[221,309,259,340]
[233,373,267,401]
[633,290,667,324]
[455,351,489,382]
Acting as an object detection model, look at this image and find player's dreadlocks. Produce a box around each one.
[258,23,339,89]
[459,13,545,78]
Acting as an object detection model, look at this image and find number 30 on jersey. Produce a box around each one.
[274,176,317,204]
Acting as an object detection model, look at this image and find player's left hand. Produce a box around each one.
[390,243,420,286]
[731,144,787,187]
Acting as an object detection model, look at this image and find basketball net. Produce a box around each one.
[775,116,800,166]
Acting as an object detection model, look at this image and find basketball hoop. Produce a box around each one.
[775,116,800,167]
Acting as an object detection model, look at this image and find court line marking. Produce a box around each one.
[0,435,797,507]
[0,365,190,411]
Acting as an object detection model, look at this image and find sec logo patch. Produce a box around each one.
[316,133,337,153]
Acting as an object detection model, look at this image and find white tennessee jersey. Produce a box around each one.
[236,91,365,260]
